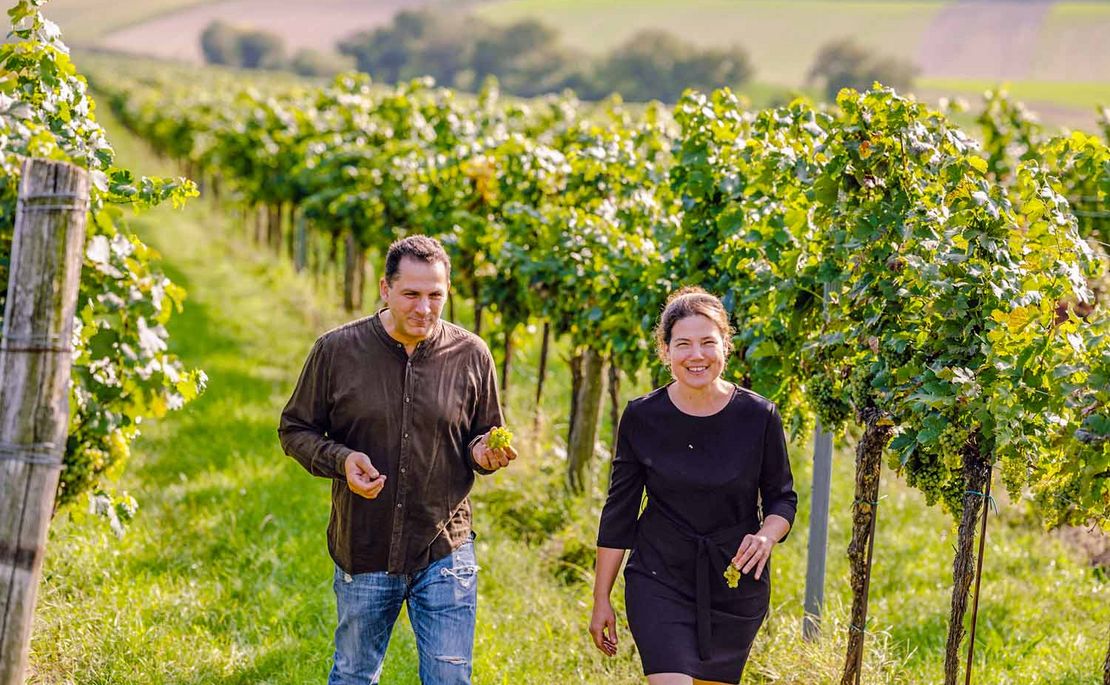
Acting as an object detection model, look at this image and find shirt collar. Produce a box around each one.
[372,308,442,361]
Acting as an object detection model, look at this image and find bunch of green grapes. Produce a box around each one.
[806,373,852,430]
[488,426,513,450]
[847,362,875,412]
[934,421,966,472]
[896,444,963,516]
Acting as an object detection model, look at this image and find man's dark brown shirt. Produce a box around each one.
[278,312,502,574]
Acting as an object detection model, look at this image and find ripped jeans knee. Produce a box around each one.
[408,540,479,684]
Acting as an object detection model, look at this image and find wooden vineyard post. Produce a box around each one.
[802,422,834,641]
[0,159,89,685]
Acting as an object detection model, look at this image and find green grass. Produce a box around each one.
[918,78,1110,111]
[27,96,1110,684]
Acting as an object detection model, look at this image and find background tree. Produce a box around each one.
[289,48,353,78]
[338,10,474,87]
[807,38,917,101]
[470,19,579,97]
[237,28,285,69]
[199,20,239,66]
[590,29,752,102]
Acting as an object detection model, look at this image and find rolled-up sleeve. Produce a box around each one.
[278,338,352,479]
[760,403,798,540]
[596,408,645,549]
[465,344,504,476]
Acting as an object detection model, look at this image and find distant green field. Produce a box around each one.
[475,0,941,85]
[41,0,218,44]
[478,0,1110,89]
[918,78,1110,111]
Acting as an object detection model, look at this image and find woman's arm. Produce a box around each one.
[731,404,798,580]
[731,514,790,580]
[589,547,626,656]
[591,407,644,656]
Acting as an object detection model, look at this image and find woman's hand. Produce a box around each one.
[731,515,791,581]
[589,599,618,656]
[731,532,775,581]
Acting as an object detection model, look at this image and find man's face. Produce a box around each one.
[380,257,449,344]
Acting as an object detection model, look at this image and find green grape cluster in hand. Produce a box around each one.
[488,426,513,450]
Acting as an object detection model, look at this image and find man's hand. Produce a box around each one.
[471,429,518,472]
[344,451,386,499]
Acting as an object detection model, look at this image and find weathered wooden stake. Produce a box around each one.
[0,159,89,685]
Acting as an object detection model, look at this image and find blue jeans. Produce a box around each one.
[328,540,479,685]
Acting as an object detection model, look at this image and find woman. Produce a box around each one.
[590,287,797,685]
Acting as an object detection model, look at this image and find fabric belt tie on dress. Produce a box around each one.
[651,506,759,662]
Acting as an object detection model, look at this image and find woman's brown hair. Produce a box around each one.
[654,286,735,363]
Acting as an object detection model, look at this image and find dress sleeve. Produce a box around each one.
[760,403,798,540]
[596,406,645,549]
[278,337,353,479]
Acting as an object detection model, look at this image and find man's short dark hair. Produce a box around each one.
[384,235,452,285]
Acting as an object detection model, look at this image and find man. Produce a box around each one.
[278,235,516,685]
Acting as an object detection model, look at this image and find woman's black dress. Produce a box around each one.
[597,384,797,683]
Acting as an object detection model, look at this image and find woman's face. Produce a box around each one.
[666,314,726,391]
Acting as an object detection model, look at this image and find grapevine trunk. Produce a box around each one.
[1103,626,1109,685]
[533,321,550,434]
[566,347,605,493]
[944,433,989,685]
[840,407,893,685]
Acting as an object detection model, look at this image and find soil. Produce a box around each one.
[1055,525,1110,570]
[916,1,1056,81]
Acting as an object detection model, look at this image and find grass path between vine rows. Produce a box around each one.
[26,103,1110,684]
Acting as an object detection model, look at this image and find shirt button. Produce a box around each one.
[404,396,410,403]
[400,467,406,473]
[403,432,409,439]
[396,503,402,509]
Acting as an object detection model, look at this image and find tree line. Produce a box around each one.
[201,9,917,103]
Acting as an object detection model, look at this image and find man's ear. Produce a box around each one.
[379,276,389,302]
